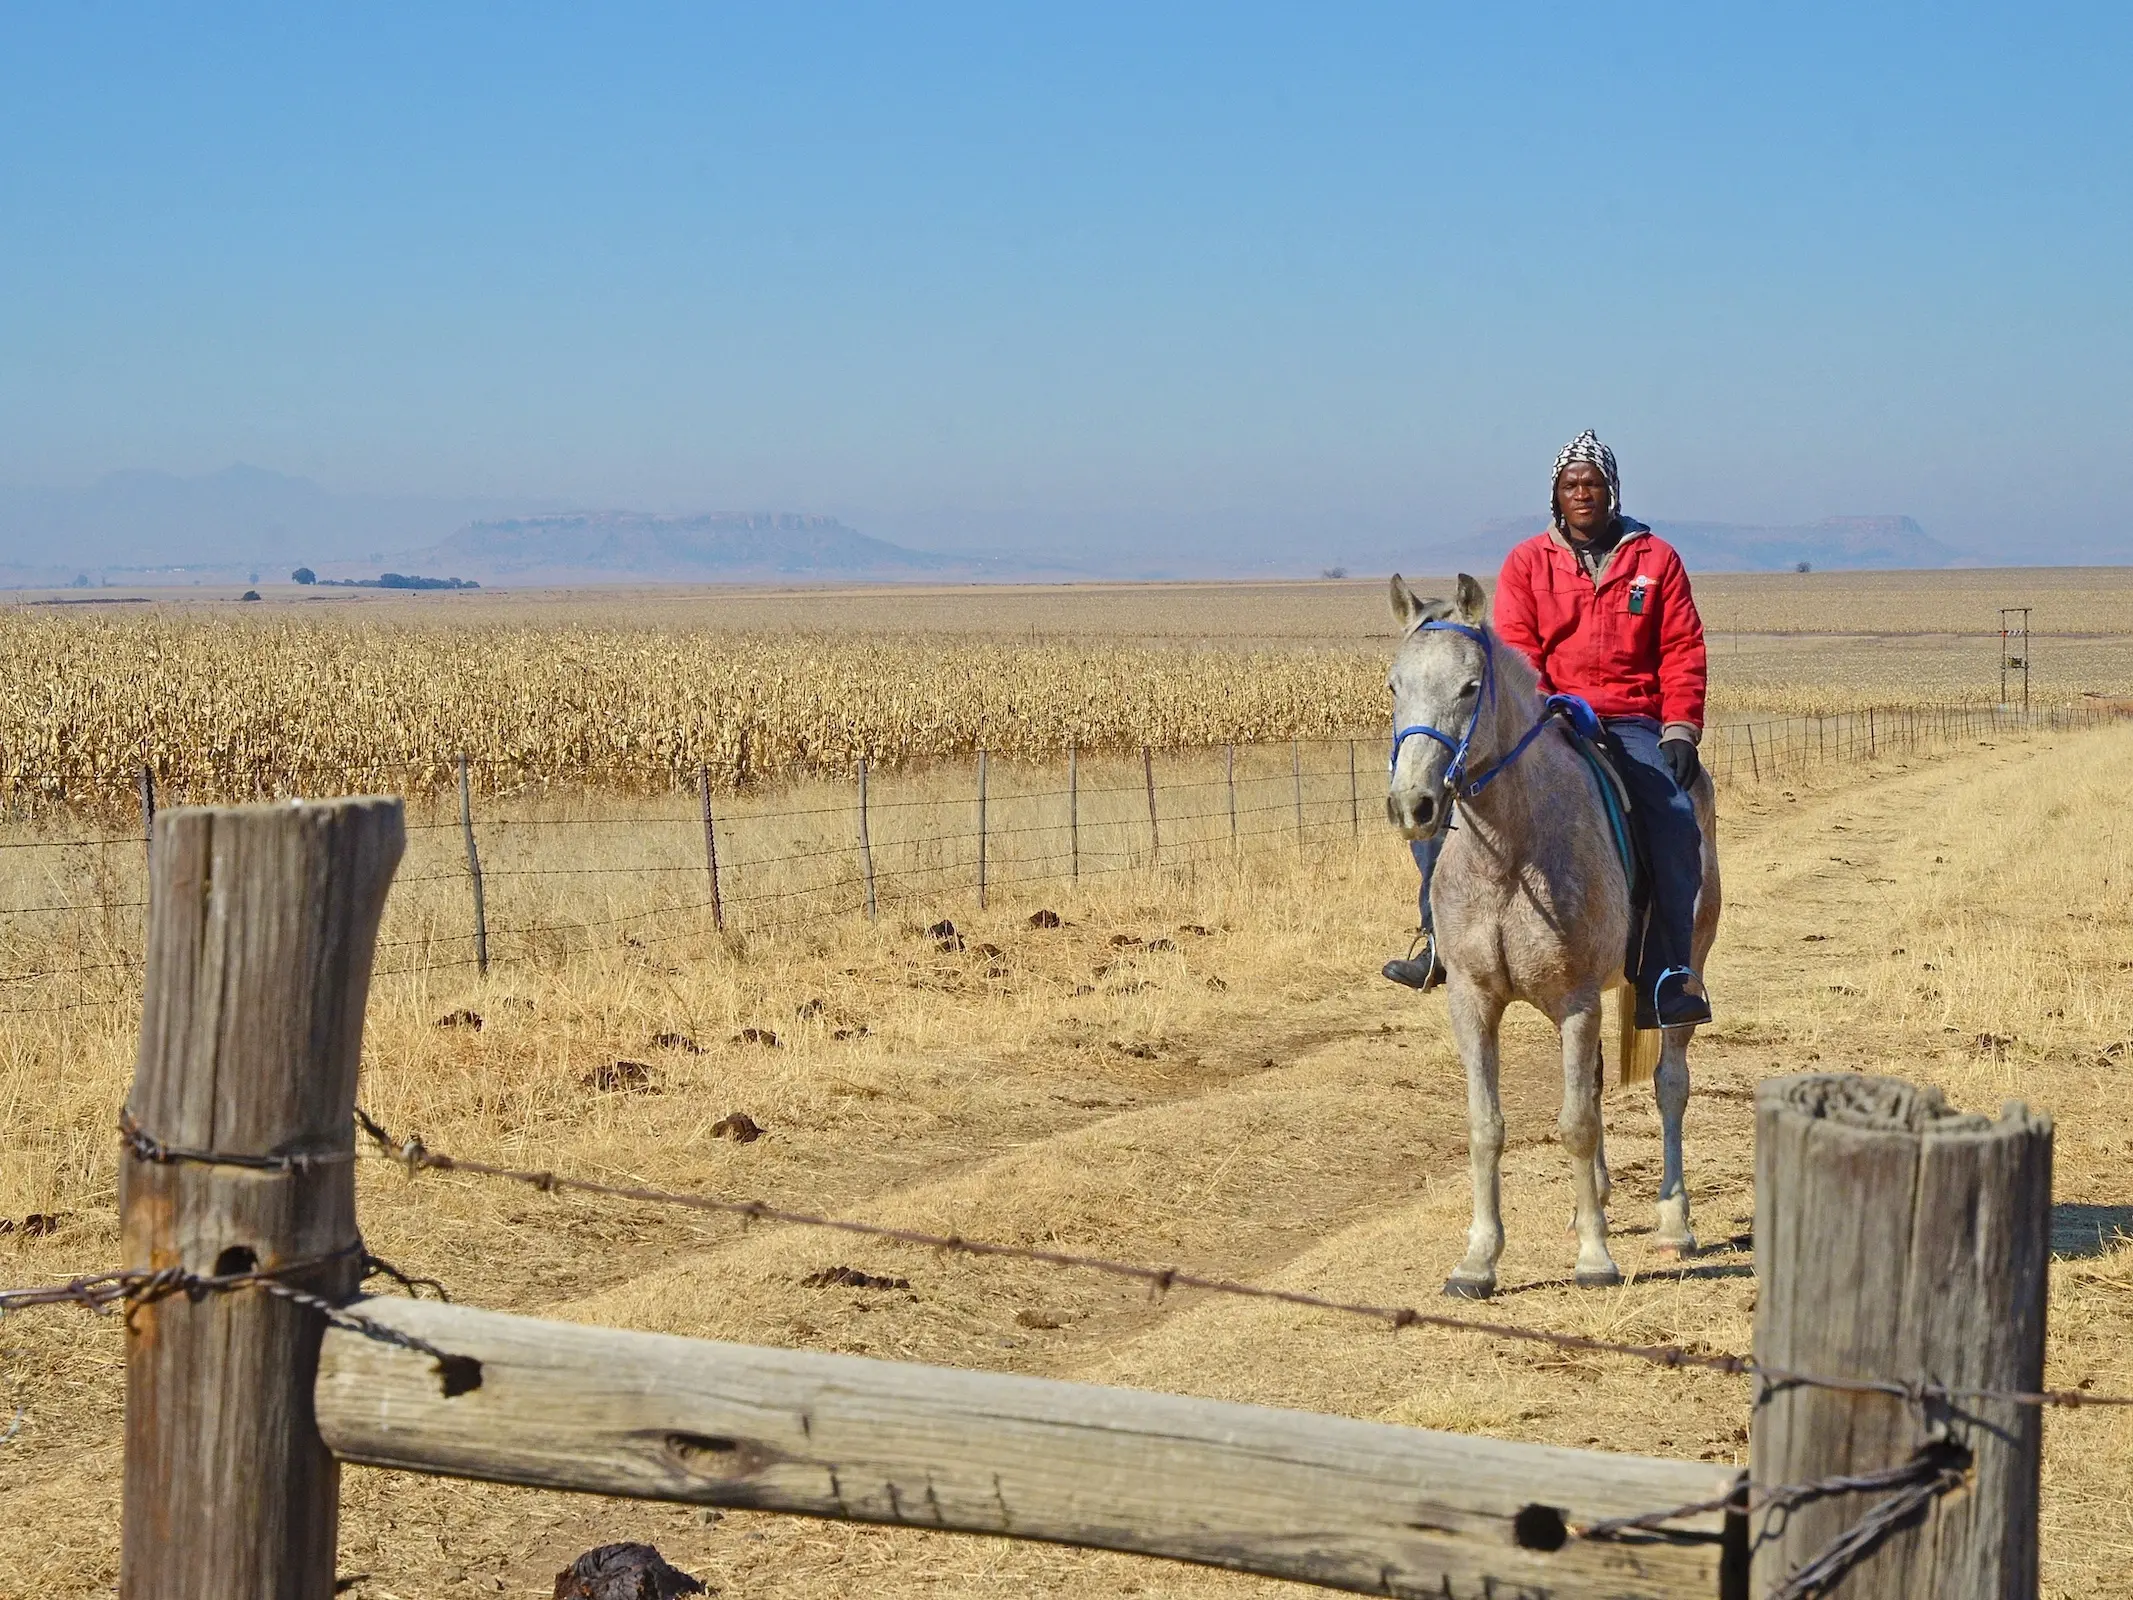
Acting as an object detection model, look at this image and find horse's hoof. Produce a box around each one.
[1442,1275,1495,1301]
[1653,1237,1699,1261]
[1574,1267,1623,1290]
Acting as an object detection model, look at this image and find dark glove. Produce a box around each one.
[1661,736,1701,790]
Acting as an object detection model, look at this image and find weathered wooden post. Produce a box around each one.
[121,797,404,1600]
[857,758,877,922]
[1752,1074,2050,1599]
[1141,746,1158,866]
[1747,724,1762,784]
[698,765,724,933]
[976,749,989,909]
[455,754,488,975]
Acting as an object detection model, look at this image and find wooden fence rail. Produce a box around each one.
[109,797,2056,1600]
[316,1299,1742,1600]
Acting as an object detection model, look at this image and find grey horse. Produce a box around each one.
[1386,574,1721,1297]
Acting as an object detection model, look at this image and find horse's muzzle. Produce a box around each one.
[1386,788,1438,839]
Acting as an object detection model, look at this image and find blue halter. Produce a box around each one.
[1389,621,1601,801]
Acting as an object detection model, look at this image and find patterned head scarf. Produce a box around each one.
[1551,429,1620,531]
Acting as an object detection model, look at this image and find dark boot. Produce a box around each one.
[1652,966,1712,1028]
[1383,937,1446,992]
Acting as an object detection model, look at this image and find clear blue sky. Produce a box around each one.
[1,4,2126,553]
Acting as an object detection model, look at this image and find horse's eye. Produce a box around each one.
[1460,680,1483,699]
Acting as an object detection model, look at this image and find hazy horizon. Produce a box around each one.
[2,7,2127,569]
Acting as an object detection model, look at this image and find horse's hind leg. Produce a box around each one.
[1444,981,1509,1299]
[1653,1027,1697,1257]
[1560,998,1620,1288]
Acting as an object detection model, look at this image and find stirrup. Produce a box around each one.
[1650,966,1712,1028]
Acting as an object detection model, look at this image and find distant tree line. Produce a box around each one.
[291,569,479,590]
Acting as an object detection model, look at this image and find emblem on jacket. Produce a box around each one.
[1628,576,1653,616]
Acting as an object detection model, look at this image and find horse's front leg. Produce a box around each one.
[1653,1026,1697,1256]
[1560,996,1621,1287]
[1444,980,1509,1299]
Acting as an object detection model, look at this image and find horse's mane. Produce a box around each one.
[1481,620,1542,712]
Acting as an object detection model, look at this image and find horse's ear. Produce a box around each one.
[1455,573,1488,625]
[1389,574,1428,632]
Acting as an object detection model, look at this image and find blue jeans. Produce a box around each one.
[1409,833,1443,938]
[1408,718,1703,986]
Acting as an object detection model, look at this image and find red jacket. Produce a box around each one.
[1493,522,1707,737]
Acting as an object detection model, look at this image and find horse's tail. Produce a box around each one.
[1613,987,1662,1085]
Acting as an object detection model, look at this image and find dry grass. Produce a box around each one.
[2,698,2131,1597]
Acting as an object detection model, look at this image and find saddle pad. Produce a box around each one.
[1566,729,1638,900]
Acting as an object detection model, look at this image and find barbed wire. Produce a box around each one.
[349,1109,2133,1412]
[0,1243,470,1396]
[1578,1452,1967,1599]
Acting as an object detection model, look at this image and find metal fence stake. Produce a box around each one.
[137,764,155,868]
[1068,743,1079,881]
[1142,746,1159,866]
[858,758,877,921]
[1348,740,1359,841]
[457,754,488,976]
[699,765,724,933]
[1226,743,1237,854]
[1292,739,1303,846]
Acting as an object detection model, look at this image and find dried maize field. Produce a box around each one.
[6,566,2133,813]
[1,572,2131,1599]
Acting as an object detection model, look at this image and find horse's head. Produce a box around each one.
[1385,572,1491,839]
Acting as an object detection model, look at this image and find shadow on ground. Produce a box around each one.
[2050,1203,2133,1260]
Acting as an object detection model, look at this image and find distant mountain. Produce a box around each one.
[414,510,974,583]
[0,464,516,572]
[1425,514,1961,576]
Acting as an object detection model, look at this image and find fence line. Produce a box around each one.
[0,702,2116,1021]
[0,696,2113,809]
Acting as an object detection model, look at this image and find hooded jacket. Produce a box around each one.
[1492,517,1707,742]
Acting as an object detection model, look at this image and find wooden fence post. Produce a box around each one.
[1142,746,1158,866]
[858,758,876,922]
[698,765,724,933]
[1747,724,1762,784]
[120,797,404,1600]
[456,755,488,976]
[1068,743,1079,881]
[977,749,989,909]
[1226,743,1237,854]
[1869,707,1877,759]
[1752,1074,2050,1598]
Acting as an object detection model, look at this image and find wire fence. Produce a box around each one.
[0,700,2118,1016]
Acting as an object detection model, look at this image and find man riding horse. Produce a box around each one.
[1385,430,1713,1031]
